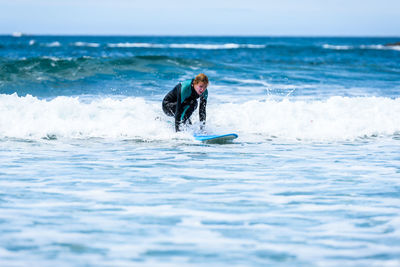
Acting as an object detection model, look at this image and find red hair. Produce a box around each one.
[194,73,209,85]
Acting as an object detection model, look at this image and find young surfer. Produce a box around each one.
[162,73,208,132]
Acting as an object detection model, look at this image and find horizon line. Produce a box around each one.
[3,33,400,38]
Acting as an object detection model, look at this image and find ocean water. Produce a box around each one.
[1,35,400,266]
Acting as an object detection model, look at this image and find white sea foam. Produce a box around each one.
[322,44,353,50]
[41,56,74,61]
[222,77,314,91]
[223,77,272,87]
[107,42,165,48]
[361,44,400,51]
[209,96,400,141]
[323,44,400,51]
[169,43,241,49]
[72,42,100,48]
[43,41,61,47]
[1,94,399,141]
[0,94,175,141]
[107,43,266,50]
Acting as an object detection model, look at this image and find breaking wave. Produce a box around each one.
[323,44,400,51]
[107,43,266,49]
[1,94,399,142]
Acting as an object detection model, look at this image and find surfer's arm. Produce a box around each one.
[199,97,206,130]
[174,83,183,132]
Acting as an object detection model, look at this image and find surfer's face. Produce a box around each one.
[194,82,207,95]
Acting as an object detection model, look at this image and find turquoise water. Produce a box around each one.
[1,36,400,266]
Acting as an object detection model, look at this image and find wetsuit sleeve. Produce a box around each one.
[199,96,207,130]
[174,83,183,132]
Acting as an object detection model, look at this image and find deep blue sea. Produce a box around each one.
[1,35,400,266]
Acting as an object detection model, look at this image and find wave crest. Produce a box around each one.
[107,43,266,50]
[323,44,400,51]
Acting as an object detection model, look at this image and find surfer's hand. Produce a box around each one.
[199,126,207,134]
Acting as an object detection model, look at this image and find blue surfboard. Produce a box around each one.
[194,133,238,143]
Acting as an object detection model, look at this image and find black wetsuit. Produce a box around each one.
[162,79,208,132]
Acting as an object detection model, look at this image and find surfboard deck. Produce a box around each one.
[193,133,238,144]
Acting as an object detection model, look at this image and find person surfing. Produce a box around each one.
[162,73,208,132]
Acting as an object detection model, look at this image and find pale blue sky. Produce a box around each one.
[1,0,399,36]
